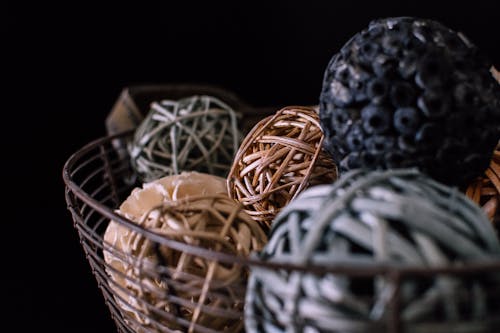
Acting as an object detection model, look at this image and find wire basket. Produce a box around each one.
[63,85,500,333]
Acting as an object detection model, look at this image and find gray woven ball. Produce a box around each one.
[245,169,500,332]
[129,95,241,182]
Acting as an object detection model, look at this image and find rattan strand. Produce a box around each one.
[227,106,337,229]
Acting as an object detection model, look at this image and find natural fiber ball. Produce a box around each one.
[466,143,500,235]
[246,169,500,333]
[319,17,500,186]
[104,172,267,333]
[129,95,241,182]
[492,67,500,84]
[227,106,338,229]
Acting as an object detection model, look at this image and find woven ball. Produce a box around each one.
[492,66,500,84]
[227,106,338,229]
[103,172,267,333]
[246,169,500,332]
[466,143,500,234]
[319,17,500,186]
[129,95,241,182]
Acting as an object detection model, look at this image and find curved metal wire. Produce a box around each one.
[64,131,500,333]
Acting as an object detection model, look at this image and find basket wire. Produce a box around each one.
[64,82,500,332]
[64,131,500,333]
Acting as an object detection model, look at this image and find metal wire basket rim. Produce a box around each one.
[63,131,500,276]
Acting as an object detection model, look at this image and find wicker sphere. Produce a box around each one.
[129,95,241,182]
[103,172,267,333]
[227,106,338,229]
[319,17,500,186]
[492,66,500,84]
[466,143,500,234]
[246,169,500,333]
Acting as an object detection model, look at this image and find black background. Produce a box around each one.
[4,1,500,332]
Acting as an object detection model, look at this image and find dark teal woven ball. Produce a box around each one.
[246,169,500,332]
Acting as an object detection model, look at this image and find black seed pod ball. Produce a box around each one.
[319,17,500,186]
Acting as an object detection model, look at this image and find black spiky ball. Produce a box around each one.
[319,17,500,186]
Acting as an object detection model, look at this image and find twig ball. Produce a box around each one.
[319,17,500,186]
[129,95,241,182]
[103,172,267,333]
[466,143,500,234]
[246,169,500,332]
[227,106,338,229]
[492,66,500,84]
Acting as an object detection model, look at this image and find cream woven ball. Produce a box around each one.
[103,172,267,333]
[227,106,338,229]
[129,95,241,182]
[245,168,500,333]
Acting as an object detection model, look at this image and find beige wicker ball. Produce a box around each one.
[103,172,267,333]
[227,106,338,228]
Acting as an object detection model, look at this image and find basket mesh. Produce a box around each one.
[64,133,500,333]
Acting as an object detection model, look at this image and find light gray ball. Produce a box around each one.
[245,169,500,332]
[129,95,241,182]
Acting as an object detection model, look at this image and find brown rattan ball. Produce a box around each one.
[466,143,500,233]
[103,172,267,333]
[226,106,338,228]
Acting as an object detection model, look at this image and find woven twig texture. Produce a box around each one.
[466,144,500,233]
[227,106,337,229]
[129,95,241,182]
[104,173,267,333]
[246,169,500,333]
[492,67,500,84]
